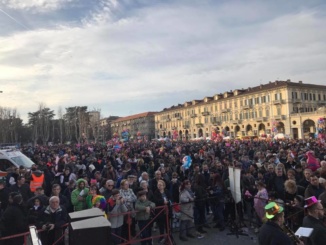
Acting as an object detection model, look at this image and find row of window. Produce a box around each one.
[160,109,280,128]
[160,90,326,121]
[292,92,326,101]
[292,107,317,113]
[161,95,277,120]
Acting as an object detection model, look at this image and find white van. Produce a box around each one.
[0,149,35,177]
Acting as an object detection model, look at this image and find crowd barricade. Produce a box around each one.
[0,223,69,245]
[109,204,173,245]
[0,196,222,245]
[0,230,31,244]
[0,204,173,245]
[0,195,305,244]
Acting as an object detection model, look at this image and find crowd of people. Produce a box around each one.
[0,137,326,245]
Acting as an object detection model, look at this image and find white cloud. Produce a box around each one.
[0,0,74,12]
[0,1,326,122]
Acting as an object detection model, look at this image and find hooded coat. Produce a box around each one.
[71,179,89,211]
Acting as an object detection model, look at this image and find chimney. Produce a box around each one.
[299,81,303,84]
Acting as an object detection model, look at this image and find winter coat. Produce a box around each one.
[254,188,268,220]
[135,199,155,221]
[193,185,207,208]
[153,189,172,218]
[119,188,137,211]
[304,184,325,199]
[71,179,89,211]
[1,203,28,236]
[10,183,33,203]
[28,205,45,226]
[0,187,9,213]
[39,205,68,245]
[107,198,128,228]
[258,221,294,245]
[179,189,194,221]
[303,215,326,245]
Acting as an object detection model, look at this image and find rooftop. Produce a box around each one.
[112,112,156,122]
[159,80,326,113]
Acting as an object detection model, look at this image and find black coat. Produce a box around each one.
[56,194,69,211]
[28,205,44,226]
[1,203,28,244]
[0,187,9,213]
[153,189,172,218]
[27,194,49,208]
[258,221,294,245]
[193,184,207,208]
[40,205,68,245]
[302,215,326,245]
[62,186,74,213]
[149,178,168,193]
[10,183,33,203]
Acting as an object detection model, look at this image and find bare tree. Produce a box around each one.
[0,107,24,144]
[28,110,39,146]
[58,106,64,144]
[28,103,55,145]
[89,109,101,143]
[64,106,89,144]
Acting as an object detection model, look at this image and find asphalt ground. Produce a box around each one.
[152,213,258,245]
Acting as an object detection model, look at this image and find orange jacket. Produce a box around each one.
[30,173,44,192]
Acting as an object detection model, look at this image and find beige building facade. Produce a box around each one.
[111,112,156,140]
[154,80,326,140]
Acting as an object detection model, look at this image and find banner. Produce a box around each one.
[228,167,242,203]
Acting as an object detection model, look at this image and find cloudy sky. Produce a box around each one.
[0,0,326,123]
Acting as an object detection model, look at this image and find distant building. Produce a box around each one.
[154,80,326,139]
[88,111,101,124]
[99,116,120,141]
[111,112,156,140]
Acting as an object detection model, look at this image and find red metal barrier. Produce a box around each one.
[0,204,176,245]
[0,223,69,245]
[110,204,172,245]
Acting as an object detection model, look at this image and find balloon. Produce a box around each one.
[114,144,121,152]
[182,155,192,170]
